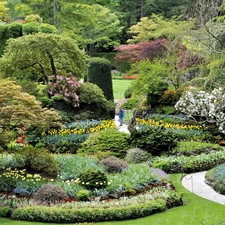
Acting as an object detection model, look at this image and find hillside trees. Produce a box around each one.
[0,33,87,83]
[59,3,123,55]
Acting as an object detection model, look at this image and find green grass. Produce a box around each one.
[112,79,133,100]
[1,174,225,225]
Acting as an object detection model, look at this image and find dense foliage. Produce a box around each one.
[87,57,114,101]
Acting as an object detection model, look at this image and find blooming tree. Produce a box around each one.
[48,74,80,107]
[175,87,225,133]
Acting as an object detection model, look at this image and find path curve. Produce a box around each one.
[113,117,225,205]
[182,171,225,205]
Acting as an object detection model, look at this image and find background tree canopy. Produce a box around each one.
[0,33,87,83]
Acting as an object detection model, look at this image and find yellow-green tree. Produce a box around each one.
[0,79,63,132]
[0,0,8,21]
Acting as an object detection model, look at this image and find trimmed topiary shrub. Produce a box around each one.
[127,126,179,156]
[87,57,113,101]
[34,184,68,205]
[19,146,59,178]
[22,22,41,35]
[7,22,23,38]
[12,199,166,222]
[78,129,131,158]
[125,148,151,164]
[40,23,58,34]
[77,169,108,190]
[99,156,128,173]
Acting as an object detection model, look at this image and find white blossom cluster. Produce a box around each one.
[175,87,225,133]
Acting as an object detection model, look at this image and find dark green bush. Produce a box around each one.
[87,57,113,101]
[125,148,151,164]
[78,129,131,158]
[124,86,133,99]
[34,184,68,205]
[7,22,23,38]
[20,146,59,178]
[99,156,128,173]
[122,97,139,109]
[0,206,11,217]
[127,126,179,156]
[12,199,166,222]
[0,25,7,56]
[147,79,168,108]
[77,169,108,190]
[22,22,40,35]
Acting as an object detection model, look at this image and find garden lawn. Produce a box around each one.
[112,79,132,100]
[1,174,225,225]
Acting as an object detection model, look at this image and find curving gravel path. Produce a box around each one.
[182,171,225,205]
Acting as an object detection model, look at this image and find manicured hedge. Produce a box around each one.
[153,149,225,173]
[87,57,113,101]
[12,199,166,223]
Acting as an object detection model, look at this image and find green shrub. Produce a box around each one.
[77,169,108,190]
[125,148,151,164]
[124,86,133,99]
[153,149,225,173]
[0,153,25,171]
[12,199,166,222]
[87,57,113,101]
[0,25,7,56]
[99,156,128,173]
[77,82,115,120]
[25,14,42,23]
[40,23,58,34]
[172,141,223,156]
[7,22,23,38]
[22,22,41,35]
[76,189,91,201]
[0,206,11,217]
[156,106,176,115]
[20,146,59,178]
[78,129,130,158]
[122,97,139,109]
[127,126,179,156]
[147,79,168,108]
[34,184,68,205]
[0,130,17,150]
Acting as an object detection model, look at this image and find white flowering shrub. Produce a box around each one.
[175,87,225,133]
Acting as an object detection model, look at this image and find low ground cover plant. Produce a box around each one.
[205,163,225,194]
[153,148,225,173]
[171,141,223,156]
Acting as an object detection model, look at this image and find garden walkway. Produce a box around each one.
[182,171,225,205]
[113,118,225,205]
[114,115,130,134]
